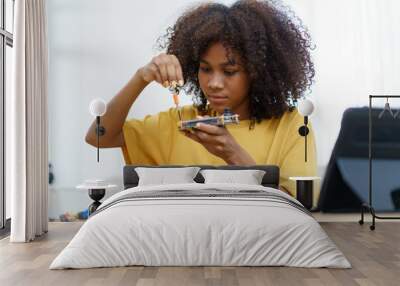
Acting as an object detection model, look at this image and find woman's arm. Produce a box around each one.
[85,53,184,148]
[184,122,256,165]
[85,71,148,148]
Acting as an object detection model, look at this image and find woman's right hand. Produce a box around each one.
[138,53,184,87]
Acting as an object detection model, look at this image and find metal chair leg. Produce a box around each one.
[359,205,365,225]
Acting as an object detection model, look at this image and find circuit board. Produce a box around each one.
[178,108,239,130]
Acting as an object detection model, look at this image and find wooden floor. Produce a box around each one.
[1,216,399,286]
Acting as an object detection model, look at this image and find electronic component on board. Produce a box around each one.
[178,108,239,130]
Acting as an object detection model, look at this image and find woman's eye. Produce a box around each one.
[199,67,211,73]
[224,70,238,76]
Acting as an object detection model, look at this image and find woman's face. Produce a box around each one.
[198,42,251,119]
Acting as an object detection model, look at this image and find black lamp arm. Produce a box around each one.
[298,116,309,162]
[95,116,106,162]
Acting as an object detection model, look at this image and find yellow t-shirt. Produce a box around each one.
[122,105,317,196]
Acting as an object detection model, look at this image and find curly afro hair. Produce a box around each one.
[158,0,315,123]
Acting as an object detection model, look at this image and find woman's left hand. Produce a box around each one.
[183,121,256,165]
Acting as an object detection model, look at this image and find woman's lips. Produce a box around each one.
[208,96,228,104]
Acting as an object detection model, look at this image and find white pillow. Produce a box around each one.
[200,169,266,185]
[135,167,200,186]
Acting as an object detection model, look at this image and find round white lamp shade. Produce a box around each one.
[298,98,315,116]
[89,98,107,117]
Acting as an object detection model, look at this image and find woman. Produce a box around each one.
[85,0,317,196]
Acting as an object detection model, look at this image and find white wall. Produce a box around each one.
[306,0,400,165]
[47,0,400,198]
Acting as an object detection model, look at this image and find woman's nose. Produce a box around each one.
[208,74,224,90]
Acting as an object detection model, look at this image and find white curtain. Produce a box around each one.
[9,0,48,242]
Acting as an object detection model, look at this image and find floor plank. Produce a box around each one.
[0,218,399,286]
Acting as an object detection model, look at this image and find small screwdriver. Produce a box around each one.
[169,81,182,121]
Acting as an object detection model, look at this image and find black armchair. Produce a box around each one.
[318,107,400,212]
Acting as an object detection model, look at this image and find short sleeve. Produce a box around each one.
[121,108,179,165]
[278,111,318,197]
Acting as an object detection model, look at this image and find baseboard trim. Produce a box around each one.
[0,218,11,239]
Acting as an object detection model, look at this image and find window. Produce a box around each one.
[0,0,14,235]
